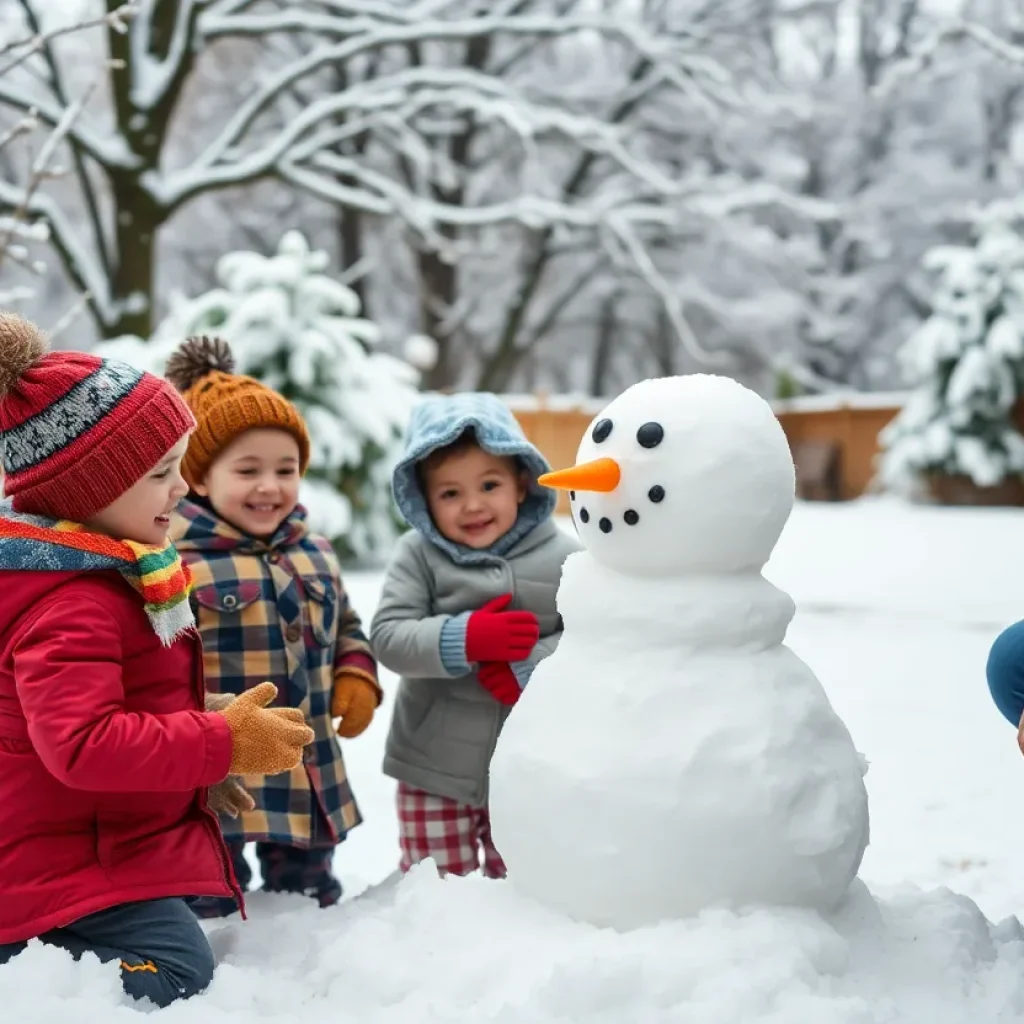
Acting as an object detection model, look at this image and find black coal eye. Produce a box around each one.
[648,485,665,503]
[637,422,664,448]
[592,418,613,443]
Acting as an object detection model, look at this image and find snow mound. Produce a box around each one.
[4,870,1024,1021]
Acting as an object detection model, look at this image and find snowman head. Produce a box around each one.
[540,374,796,577]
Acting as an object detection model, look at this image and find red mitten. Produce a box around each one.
[465,594,539,663]
[477,662,521,706]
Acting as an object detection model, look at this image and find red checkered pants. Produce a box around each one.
[396,783,507,878]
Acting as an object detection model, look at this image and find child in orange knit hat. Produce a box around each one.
[165,336,381,917]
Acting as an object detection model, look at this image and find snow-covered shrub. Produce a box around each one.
[96,230,422,561]
[879,201,1024,492]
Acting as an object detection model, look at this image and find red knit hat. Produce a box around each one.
[0,312,196,523]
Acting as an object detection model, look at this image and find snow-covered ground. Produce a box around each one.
[7,497,1024,1020]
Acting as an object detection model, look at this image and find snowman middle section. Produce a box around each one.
[488,551,870,931]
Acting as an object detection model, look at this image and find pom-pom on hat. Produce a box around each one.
[166,336,310,490]
[0,311,195,523]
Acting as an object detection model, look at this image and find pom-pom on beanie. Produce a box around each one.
[165,336,310,490]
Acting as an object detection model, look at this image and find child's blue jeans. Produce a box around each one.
[987,619,1024,726]
[0,898,214,1007]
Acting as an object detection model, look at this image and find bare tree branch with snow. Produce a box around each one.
[0,2,137,320]
[874,16,1024,101]
[0,0,802,369]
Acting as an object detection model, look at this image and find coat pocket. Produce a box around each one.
[0,735,33,755]
[192,581,264,678]
[194,580,263,616]
[394,679,444,752]
[512,579,561,634]
[96,792,195,875]
[303,575,338,647]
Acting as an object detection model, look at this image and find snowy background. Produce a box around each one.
[4,0,1024,399]
[339,502,1024,921]
[7,3,1024,1014]
[6,501,1024,1020]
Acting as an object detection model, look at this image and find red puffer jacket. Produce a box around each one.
[0,569,241,944]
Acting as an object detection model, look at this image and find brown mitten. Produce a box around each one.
[330,672,379,739]
[215,681,314,775]
[203,693,253,814]
[207,776,255,817]
[204,691,236,713]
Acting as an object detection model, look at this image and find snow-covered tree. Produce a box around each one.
[879,199,1024,492]
[679,0,1024,397]
[0,2,135,327]
[98,230,421,561]
[0,0,828,384]
[10,0,1024,397]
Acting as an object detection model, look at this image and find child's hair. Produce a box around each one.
[416,428,522,488]
[420,428,480,471]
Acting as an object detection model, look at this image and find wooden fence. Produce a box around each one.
[506,393,906,514]
[506,396,604,516]
[774,394,904,502]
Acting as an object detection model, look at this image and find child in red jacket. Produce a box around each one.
[0,314,314,1007]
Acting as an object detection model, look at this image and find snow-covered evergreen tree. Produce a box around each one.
[97,230,422,560]
[879,200,1024,493]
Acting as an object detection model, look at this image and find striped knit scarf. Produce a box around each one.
[0,500,194,646]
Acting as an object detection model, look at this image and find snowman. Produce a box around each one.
[488,374,869,931]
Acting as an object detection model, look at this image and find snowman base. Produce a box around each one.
[488,552,870,931]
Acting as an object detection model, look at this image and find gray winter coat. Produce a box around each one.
[371,392,581,806]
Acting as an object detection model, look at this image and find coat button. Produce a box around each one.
[222,594,237,610]
[285,623,302,643]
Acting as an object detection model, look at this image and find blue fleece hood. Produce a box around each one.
[392,392,556,565]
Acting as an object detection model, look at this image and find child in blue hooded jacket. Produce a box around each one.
[370,393,580,877]
[987,622,1024,753]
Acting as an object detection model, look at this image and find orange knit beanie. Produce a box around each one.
[165,336,311,490]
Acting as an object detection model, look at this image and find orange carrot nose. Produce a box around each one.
[538,457,621,493]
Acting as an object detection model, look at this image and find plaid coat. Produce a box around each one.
[171,499,380,849]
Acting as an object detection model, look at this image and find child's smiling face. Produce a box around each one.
[423,444,527,549]
[195,428,302,539]
[84,433,191,546]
